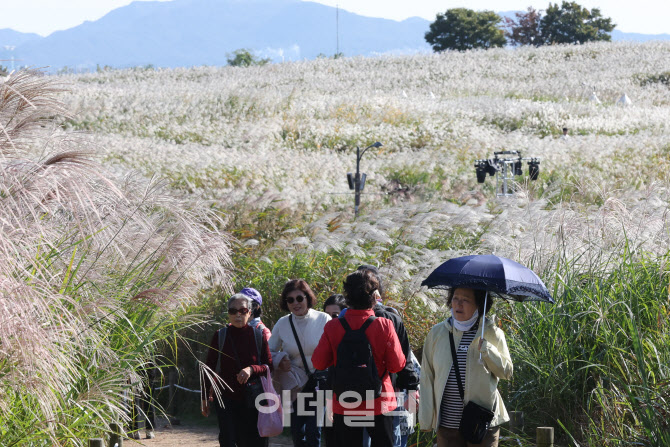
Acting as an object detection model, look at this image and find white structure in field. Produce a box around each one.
[617,93,632,106]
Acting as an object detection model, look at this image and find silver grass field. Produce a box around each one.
[1,41,669,445]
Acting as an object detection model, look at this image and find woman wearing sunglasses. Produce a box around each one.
[269,279,331,447]
[323,293,347,319]
[202,293,272,447]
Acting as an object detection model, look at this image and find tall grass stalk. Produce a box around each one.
[0,70,232,445]
[503,245,670,446]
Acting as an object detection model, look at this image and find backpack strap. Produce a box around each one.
[338,315,386,380]
[215,325,228,374]
[360,315,376,331]
[361,316,385,379]
[338,316,352,331]
[216,325,264,373]
[339,315,376,332]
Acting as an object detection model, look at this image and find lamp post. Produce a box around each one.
[347,141,382,217]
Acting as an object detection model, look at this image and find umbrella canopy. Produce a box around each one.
[421,254,554,304]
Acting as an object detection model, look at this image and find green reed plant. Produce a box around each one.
[202,250,356,328]
[502,247,670,446]
[0,71,232,446]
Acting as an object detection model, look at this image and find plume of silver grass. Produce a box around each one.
[0,70,233,442]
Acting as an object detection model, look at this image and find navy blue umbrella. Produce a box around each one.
[421,254,554,303]
[422,254,553,363]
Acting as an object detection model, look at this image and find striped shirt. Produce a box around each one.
[439,322,479,429]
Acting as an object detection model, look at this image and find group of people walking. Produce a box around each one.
[202,265,513,447]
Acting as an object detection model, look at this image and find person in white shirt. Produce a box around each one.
[269,279,330,447]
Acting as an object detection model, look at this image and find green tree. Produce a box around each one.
[226,49,271,67]
[425,8,506,52]
[504,7,543,46]
[540,1,615,44]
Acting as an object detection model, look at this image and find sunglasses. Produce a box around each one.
[285,295,305,304]
[228,307,250,315]
[328,312,340,319]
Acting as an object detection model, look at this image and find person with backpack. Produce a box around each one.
[241,287,272,343]
[202,293,272,447]
[312,270,406,446]
[320,294,347,447]
[356,265,420,447]
[356,266,419,391]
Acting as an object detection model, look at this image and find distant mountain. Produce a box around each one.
[0,29,43,69]
[0,29,43,47]
[10,0,430,71]
[4,3,670,72]
[612,30,670,42]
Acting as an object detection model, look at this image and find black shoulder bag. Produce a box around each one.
[226,326,265,409]
[449,330,495,444]
[289,314,329,396]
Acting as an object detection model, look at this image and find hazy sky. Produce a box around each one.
[1,0,668,37]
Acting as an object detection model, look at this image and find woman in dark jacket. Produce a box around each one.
[202,293,273,447]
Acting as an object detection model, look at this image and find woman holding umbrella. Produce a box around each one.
[419,287,512,446]
[419,254,553,447]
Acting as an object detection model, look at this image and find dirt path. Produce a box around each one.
[130,419,292,447]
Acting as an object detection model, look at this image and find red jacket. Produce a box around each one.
[312,309,405,415]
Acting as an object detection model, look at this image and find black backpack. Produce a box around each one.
[333,316,384,403]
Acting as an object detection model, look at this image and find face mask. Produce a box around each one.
[452,310,479,332]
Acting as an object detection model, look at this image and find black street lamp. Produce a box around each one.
[347,141,382,217]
